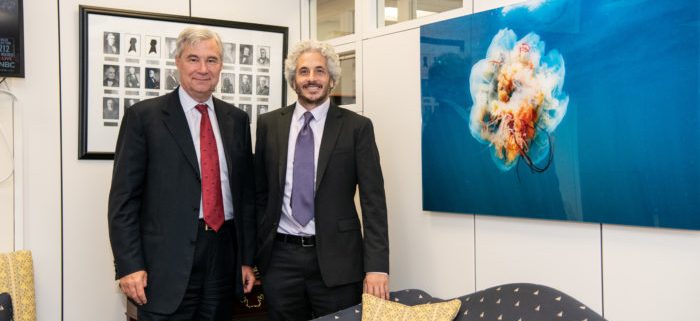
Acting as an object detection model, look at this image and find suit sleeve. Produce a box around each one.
[254,116,269,228]
[355,119,390,274]
[239,112,257,266]
[108,106,147,279]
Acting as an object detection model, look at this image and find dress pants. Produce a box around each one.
[138,220,237,321]
[262,237,362,321]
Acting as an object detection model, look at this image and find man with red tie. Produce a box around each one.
[108,26,256,321]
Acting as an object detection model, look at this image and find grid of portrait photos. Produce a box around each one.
[217,42,273,124]
[100,31,275,128]
[82,10,286,157]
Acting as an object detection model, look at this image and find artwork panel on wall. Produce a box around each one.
[79,6,288,159]
[0,0,24,77]
[420,0,700,230]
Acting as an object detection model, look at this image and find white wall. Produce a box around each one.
[0,92,14,253]
[473,216,602,312]
[7,1,64,320]
[363,29,477,298]
[602,226,700,321]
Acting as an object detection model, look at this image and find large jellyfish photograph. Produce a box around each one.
[420,0,700,229]
[469,29,568,172]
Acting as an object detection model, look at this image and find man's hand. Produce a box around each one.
[119,270,148,305]
[241,265,256,294]
[363,272,389,300]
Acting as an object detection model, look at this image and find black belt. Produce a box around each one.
[275,233,315,247]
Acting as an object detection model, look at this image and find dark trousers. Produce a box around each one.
[138,220,237,321]
[262,238,362,321]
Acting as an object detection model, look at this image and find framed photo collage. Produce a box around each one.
[79,6,288,159]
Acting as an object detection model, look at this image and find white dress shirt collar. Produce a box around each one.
[178,87,214,113]
[292,98,330,123]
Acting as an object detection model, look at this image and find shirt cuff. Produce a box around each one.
[366,272,389,276]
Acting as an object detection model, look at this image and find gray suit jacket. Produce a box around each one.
[108,89,256,314]
[254,103,389,287]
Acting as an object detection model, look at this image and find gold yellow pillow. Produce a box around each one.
[361,293,461,321]
[0,250,36,321]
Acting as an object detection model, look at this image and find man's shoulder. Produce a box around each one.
[129,92,174,115]
[258,104,292,123]
[333,105,372,125]
[212,97,229,107]
[213,96,239,110]
[213,97,249,119]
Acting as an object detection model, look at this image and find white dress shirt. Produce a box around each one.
[179,87,234,220]
[277,99,330,236]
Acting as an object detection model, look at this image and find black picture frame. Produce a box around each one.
[79,5,288,159]
[0,0,24,77]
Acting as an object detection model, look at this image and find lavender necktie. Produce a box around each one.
[291,112,315,226]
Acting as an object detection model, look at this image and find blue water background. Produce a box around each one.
[421,0,700,229]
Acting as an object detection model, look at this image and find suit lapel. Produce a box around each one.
[277,105,295,191]
[213,99,236,175]
[316,104,343,190]
[161,91,200,177]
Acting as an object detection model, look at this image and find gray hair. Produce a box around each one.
[175,26,223,59]
[284,40,341,89]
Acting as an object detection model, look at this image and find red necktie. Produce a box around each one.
[195,104,224,231]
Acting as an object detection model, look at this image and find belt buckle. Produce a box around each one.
[301,237,313,247]
[204,224,213,231]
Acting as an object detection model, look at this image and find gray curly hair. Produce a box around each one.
[284,40,341,89]
[175,26,223,59]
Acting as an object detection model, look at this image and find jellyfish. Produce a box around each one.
[469,28,569,172]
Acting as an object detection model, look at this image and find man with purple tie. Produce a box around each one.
[254,40,390,321]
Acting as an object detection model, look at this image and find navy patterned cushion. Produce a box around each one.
[312,284,607,321]
[454,283,606,321]
[0,292,12,321]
